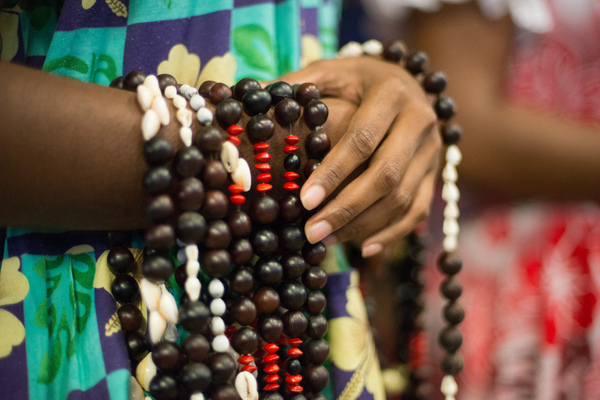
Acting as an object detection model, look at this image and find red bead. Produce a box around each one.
[265,374,279,383]
[284,135,300,145]
[255,163,271,172]
[286,375,303,384]
[225,325,238,336]
[283,182,300,191]
[238,355,254,365]
[264,343,279,353]
[255,152,271,162]
[288,338,303,347]
[257,183,273,192]
[263,384,280,392]
[264,354,279,363]
[228,125,244,136]
[257,173,272,183]
[253,142,270,151]
[284,171,299,181]
[264,364,280,374]
[230,194,246,206]
[229,184,243,194]
[242,365,258,373]
[287,385,303,393]
[283,145,298,154]
[227,136,241,146]
[287,348,303,358]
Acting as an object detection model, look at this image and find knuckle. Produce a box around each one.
[349,127,378,161]
[394,188,413,211]
[321,163,345,188]
[332,203,357,227]
[376,162,403,193]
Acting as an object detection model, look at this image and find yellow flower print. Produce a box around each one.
[329,270,386,400]
[300,34,323,69]
[82,0,127,17]
[158,44,237,88]
[0,257,30,357]
[0,5,22,62]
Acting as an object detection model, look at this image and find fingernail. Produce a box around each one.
[321,234,337,247]
[306,221,333,244]
[362,243,383,258]
[301,185,326,211]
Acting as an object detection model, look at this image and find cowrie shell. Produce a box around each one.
[185,277,201,302]
[135,353,157,392]
[159,290,178,324]
[141,109,160,141]
[143,75,161,98]
[235,371,258,400]
[232,158,252,192]
[137,84,153,111]
[220,141,239,173]
[148,310,166,343]
[140,278,160,312]
[152,96,170,126]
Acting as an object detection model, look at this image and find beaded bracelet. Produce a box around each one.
[337,39,464,400]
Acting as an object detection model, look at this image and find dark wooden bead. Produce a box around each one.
[144,166,172,194]
[205,219,231,249]
[142,254,174,283]
[152,341,187,373]
[179,300,211,333]
[149,373,180,400]
[125,331,150,363]
[405,51,429,75]
[231,297,257,326]
[144,136,174,166]
[254,257,283,285]
[117,303,143,332]
[382,40,406,62]
[144,224,175,250]
[257,315,284,343]
[176,177,205,211]
[157,73,178,93]
[109,76,123,89]
[253,286,280,314]
[305,131,331,159]
[303,100,328,129]
[304,338,330,365]
[279,224,305,252]
[211,384,239,400]
[182,333,210,363]
[279,281,307,311]
[198,80,216,98]
[284,154,301,172]
[269,81,294,105]
[195,125,224,154]
[423,71,447,94]
[302,242,327,265]
[251,229,279,257]
[305,290,326,315]
[146,194,175,222]
[200,190,229,220]
[306,314,328,338]
[216,98,242,129]
[123,70,146,91]
[303,159,320,179]
[174,146,205,178]
[441,122,462,145]
[243,88,272,116]
[111,274,139,304]
[228,210,252,237]
[229,238,253,264]
[230,326,259,354]
[246,114,275,143]
[260,393,284,400]
[251,195,280,225]
[274,98,301,127]
[229,267,254,295]
[107,246,135,275]
[440,276,462,300]
[286,358,302,375]
[438,252,462,275]
[203,160,228,189]
[176,211,207,244]
[279,194,303,222]
[234,78,261,101]
[208,353,237,385]
[201,249,232,278]
[435,95,456,120]
[209,82,233,104]
[302,266,327,290]
[438,326,462,353]
[441,352,464,375]
[280,253,306,280]
[302,365,329,392]
[295,82,320,106]
[444,301,465,325]
[281,310,308,337]
[179,362,211,394]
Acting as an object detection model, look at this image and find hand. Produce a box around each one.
[278,57,442,257]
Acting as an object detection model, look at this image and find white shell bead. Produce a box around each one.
[135,353,157,392]
[180,126,193,147]
[197,107,213,124]
[186,260,200,277]
[209,278,225,298]
[152,96,170,126]
[443,218,460,236]
[210,298,227,316]
[164,85,177,99]
[235,371,258,400]
[182,86,199,100]
[338,41,363,58]
[220,141,239,173]
[191,394,205,400]
[441,375,458,396]
[141,109,160,141]
[446,145,462,166]
[232,158,252,192]
[185,278,201,302]
[443,235,458,252]
[129,376,145,400]
[143,75,162,98]
[442,182,460,202]
[173,94,187,110]
[164,322,180,343]
[159,290,178,324]
[190,94,206,111]
[362,39,383,56]
[185,244,199,261]
[177,108,192,128]
[137,84,153,111]
[140,278,160,312]
[212,334,230,352]
[149,310,167,343]
[444,202,460,219]
[179,84,192,95]
[210,316,226,335]
[442,163,458,183]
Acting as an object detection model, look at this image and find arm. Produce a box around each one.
[410,3,600,200]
